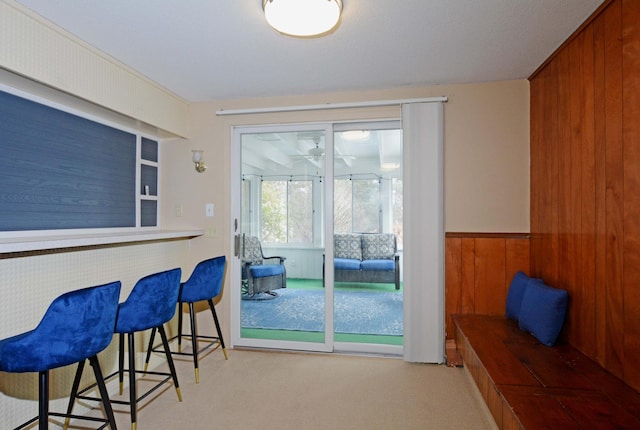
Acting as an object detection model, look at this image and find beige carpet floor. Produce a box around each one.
[72,348,497,430]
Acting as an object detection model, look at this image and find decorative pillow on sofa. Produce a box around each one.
[334,234,362,260]
[506,271,534,321]
[518,280,569,346]
[362,233,396,260]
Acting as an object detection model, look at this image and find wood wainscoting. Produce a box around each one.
[530,0,640,391]
[445,233,530,339]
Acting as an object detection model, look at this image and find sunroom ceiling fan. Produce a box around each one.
[295,138,355,162]
[304,140,325,160]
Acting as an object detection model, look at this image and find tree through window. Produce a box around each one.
[261,180,313,243]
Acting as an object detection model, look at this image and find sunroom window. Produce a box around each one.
[261,179,313,243]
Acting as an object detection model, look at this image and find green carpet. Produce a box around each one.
[240,278,403,346]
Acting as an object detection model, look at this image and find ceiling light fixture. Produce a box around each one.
[381,162,400,170]
[341,130,371,141]
[263,0,342,37]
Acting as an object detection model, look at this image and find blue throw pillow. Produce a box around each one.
[505,271,532,320]
[518,280,569,346]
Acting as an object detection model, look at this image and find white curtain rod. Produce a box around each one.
[215,96,448,116]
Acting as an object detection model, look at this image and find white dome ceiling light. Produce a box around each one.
[263,0,343,37]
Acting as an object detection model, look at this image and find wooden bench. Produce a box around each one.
[452,315,640,429]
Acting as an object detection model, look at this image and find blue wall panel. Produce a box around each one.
[141,165,157,196]
[0,90,137,231]
[141,200,157,227]
[141,137,158,162]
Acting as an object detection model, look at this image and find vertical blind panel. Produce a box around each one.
[401,102,445,363]
[0,90,137,231]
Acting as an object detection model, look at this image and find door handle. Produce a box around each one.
[234,234,240,257]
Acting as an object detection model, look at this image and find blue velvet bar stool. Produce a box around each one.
[146,256,227,383]
[0,281,122,430]
[66,268,182,430]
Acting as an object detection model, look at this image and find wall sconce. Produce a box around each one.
[192,150,206,173]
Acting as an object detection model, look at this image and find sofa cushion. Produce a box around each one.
[506,271,534,321]
[334,234,363,260]
[361,259,395,271]
[518,280,569,346]
[362,233,396,260]
[249,264,285,278]
[334,258,362,271]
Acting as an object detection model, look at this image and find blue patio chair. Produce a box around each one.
[241,236,286,298]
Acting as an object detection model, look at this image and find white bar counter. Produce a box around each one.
[0,229,204,253]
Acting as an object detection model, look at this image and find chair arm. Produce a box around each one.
[263,255,286,264]
[241,258,262,267]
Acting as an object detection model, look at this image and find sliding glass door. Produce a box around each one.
[233,124,333,352]
[231,121,403,355]
[332,123,403,354]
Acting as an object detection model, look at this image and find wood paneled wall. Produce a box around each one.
[445,233,530,339]
[530,0,640,391]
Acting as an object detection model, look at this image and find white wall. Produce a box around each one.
[163,80,530,241]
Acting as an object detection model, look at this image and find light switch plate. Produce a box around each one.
[205,203,214,217]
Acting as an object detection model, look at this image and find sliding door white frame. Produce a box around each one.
[230,123,334,353]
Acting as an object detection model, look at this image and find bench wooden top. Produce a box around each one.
[452,314,640,429]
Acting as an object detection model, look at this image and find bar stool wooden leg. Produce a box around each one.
[127,333,137,430]
[38,371,49,430]
[188,302,200,383]
[63,360,85,430]
[143,328,157,373]
[158,325,182,401]
[208,299,228,360]
[177,302,184,353]
[89,355,118,429]
[63,356,118,430]
[118,334,125,395]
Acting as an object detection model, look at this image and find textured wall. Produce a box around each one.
[0,240,191,427]
[0,0,188,137]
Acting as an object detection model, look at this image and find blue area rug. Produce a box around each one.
[241,288,403,335]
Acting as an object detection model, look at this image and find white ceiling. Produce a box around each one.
[13,0,604,103]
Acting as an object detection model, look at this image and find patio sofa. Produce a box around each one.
[323,233,400,290]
